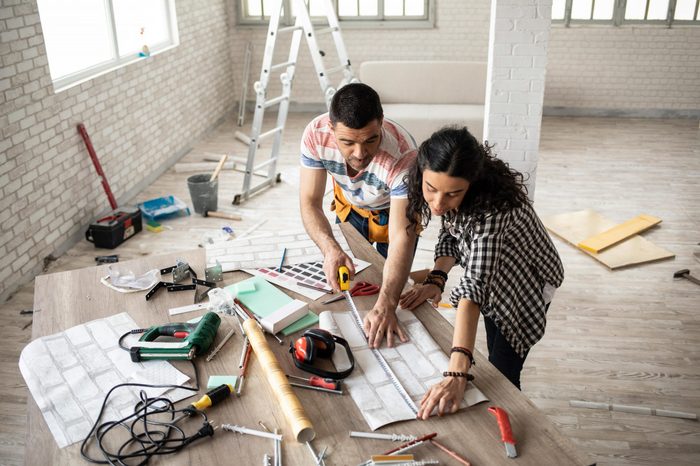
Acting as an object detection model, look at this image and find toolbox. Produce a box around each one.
[85,207,142,249]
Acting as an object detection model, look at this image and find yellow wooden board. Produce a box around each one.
[543,209,674,269]
[577,214,661,253]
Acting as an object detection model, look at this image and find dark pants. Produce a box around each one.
[483,303,550,390]
[336,209,389,258]
[484,315,529,390]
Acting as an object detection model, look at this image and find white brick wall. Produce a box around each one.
[230,0,699,113]
[230,1,492,105]
[546,26,700,112]
[0,0,236,301]
[484,0,552,197]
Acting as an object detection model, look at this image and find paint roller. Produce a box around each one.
[242,318,315,442]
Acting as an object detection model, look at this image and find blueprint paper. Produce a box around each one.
[19,312,191,448]
[204,224,355,272]
[319,310,488,430]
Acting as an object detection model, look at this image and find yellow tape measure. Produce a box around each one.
[338,266,350,291]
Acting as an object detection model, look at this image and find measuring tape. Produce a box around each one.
[337,267,418,415]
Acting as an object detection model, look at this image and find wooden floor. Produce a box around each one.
[1,114,698,465]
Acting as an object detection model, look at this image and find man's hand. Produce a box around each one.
[416,376,468,420]
[399,283,443,310]
[363,307,407,348]
[322,248,356,292]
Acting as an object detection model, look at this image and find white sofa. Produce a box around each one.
[358,61,487,145]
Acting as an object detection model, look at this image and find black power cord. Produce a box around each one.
[80,343,210,465]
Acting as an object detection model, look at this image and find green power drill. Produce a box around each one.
[126,312,221,362]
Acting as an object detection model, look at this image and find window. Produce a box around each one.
[552,0,700,25]
[239,0,432,26]
[37,0,179,91]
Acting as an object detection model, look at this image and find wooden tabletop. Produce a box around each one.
[27,224,591,465]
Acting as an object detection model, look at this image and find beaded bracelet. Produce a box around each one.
[450,346,475,366]
[442,371,475,381]
[422,277,445,292]
[429,269,448,281]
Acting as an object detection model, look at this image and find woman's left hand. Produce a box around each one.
[416,376,468,420]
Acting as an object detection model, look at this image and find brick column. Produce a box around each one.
[483,0,552,199]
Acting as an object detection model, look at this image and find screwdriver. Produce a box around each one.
[286,374,341,391]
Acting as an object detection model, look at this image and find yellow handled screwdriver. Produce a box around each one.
[185,384,234,415]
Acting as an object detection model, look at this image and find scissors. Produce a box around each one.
[322,281,380,304]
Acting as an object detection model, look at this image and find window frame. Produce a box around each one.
[554,0,700,26]
[237,0,435,29]
[43,0,180,92]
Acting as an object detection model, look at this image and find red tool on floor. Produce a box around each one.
[489,406,517,458]
[78,123,117,209]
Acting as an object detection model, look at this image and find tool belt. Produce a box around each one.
[330,182,389,244]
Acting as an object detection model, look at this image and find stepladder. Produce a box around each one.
[231,0,357,205]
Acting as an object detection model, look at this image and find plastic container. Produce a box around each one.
[85,207,142,249]
[138,196,191,222]
[187,174,218,214]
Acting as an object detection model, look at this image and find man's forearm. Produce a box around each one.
[375,234,415,312]
[300,202,341,256]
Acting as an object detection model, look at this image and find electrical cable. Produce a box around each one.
[80,344,208,465]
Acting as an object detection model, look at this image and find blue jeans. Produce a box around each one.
[336,209,389,258]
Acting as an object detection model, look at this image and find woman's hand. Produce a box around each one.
[416,376,468,420]
[399,283,443,310]
[363,308,408,348]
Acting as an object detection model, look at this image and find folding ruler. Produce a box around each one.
[338,267,418,415]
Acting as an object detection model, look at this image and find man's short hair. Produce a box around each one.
[329,83,383,129]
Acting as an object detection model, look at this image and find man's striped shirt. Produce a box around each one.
[300,113,417,210]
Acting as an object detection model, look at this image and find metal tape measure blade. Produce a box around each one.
[344,292,418,415]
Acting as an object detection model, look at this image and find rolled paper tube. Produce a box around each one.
[243,318,315,442]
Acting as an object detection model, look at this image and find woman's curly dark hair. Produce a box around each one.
[406,126,529,230]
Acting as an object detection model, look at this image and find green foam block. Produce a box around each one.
[234,281,257,295]
[207,375,238,390]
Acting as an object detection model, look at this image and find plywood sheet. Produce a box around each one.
[543,209,674,269]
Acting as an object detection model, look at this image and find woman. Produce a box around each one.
[399,127,563,420]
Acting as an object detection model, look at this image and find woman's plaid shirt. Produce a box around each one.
[435,203,564,357]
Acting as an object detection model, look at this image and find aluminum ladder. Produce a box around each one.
[231,0,356,205]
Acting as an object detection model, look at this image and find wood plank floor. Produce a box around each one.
[1,114,698,465]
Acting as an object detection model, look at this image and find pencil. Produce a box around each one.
[296,281,333,294]
[430,439,472,466]
[277,247,287,272]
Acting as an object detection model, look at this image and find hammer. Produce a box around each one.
[203,210,242,221]
[673,269,700,286]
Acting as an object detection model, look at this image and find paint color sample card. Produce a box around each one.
[245,258,371,300]
[204,225,355,272]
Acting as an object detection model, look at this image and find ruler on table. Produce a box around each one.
[343,289,418,416]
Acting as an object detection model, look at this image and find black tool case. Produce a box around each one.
[85,207,142,249]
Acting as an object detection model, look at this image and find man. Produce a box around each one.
[299,83,417,349]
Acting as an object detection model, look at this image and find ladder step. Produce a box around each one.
[257,126,284,141]
[264,95,289,108]
[254,158,277,171]
[270,60,296,71]
[325,64,347,75]
[315,26,338,36]
[277,25,303,34]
